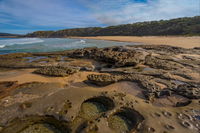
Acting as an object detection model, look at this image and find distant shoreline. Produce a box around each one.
[70,36,200,49]
[1,36,199,49]
[0,36,20,38]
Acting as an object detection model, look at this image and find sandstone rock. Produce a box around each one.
[34,66,79,77]
[144,55,183,70]
[133,45,188,54]
[69,47,148,67]
[86,74,121,86]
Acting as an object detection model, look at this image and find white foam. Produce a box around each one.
[80,40,86,44]
[0,45,5,48]
[0,38,44,47]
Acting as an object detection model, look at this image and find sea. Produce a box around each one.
[0,38,140,55]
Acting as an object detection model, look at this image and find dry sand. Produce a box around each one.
[72,36,200,48]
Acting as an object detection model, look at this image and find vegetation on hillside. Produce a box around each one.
[26,16,200,37]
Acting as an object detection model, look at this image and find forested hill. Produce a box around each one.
[26,16,200,37]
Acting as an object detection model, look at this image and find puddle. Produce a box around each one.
[143,67,155,71]
[80,96,115,119]
[108,107,144,133]
[172,80,185,85]
[195,115,200,120]
[24,56,47,63]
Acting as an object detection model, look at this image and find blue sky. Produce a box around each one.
[0,0,199,34]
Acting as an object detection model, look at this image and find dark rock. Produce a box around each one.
[143,91,155,101]
[194,47,200,50]
[175,100,192,107]
[155,90,172,98]
[175,84,200,99]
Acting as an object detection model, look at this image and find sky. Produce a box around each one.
[0,0,199,34]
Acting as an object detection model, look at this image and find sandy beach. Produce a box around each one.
[72,36,200,48]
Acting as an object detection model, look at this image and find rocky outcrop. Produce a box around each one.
[144,55,184,70]
[34,66,79,77]
[86,73,161,92]
[69,47,148,67]
[87,74,121,86]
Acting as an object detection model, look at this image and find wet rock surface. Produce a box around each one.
[0,45,199,133]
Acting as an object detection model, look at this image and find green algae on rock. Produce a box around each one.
[80,96,115,119]
[108,107,144,133]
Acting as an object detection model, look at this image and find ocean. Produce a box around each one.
[0,38,139,54]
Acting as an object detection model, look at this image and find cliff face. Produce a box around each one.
[26,16,200,37]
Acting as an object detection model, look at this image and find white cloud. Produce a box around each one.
[83,0,200,25]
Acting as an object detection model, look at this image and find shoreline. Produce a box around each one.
[70,36,200,48]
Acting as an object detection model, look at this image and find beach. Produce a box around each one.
[72,36,200,48]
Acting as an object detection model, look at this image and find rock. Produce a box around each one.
[194,47,200,50]
[144,55,183,70]
[69,47,148,67]
[86,74,121,86]
[175,84,200,99]
[175,100,192,107]
[133,45,188,54]
[34,66,79,77]
[87,73,161,93]
[143,91,155,101]
[155,90,172,98]
[80,65,95,71]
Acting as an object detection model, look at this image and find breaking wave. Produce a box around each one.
[0,45,5,48]
[0,38,44,47]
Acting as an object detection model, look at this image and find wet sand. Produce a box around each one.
[71,36,200,48]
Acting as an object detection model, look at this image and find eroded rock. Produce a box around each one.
[34,66,79,77]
